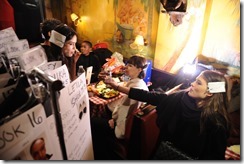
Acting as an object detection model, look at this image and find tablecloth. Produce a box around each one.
[89,92,124,118]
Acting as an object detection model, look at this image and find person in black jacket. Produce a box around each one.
[103,70,231,159]
[40,18,62,60]
[76,41,101,83]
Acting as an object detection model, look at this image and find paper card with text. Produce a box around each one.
[58,73,94,160]
[0,103,63,160]
[4,39,29,59]
[17,45,47,73]
[38,61,62,73]
[47,64,70,87]
[0,27,19,52]
[86,66,93,85]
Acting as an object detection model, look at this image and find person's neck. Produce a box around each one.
[130,76,139,80]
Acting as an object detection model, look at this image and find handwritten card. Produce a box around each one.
[48,64,70,86]
[0,104,63,160]
[58,74,94,160]
[0,27,19,51]
[4,39,29,59]
[17,45,47,73]
[86,66,93,85]
[38,61,62,73]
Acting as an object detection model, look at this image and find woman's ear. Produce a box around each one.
[206,92,213,97]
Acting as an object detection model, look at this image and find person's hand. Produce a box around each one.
[104,76,117,88]
[98,70,108,81]
[74,49,81,63]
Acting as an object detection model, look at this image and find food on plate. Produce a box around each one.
[99,88,119,99]
[95,81,107,90]
[87,85,93,92]
[95,80,120,98]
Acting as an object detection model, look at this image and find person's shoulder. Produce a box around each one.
[90,52,100,59]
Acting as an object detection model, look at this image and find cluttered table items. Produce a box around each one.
[88,51,126,118]
[88,79,125,118]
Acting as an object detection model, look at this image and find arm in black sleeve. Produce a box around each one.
[128,87,167,106]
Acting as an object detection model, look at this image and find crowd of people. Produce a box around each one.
[32,17,238,160]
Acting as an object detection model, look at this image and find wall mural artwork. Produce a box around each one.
[112,0,155,59]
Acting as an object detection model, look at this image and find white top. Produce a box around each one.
[107,78,148,139]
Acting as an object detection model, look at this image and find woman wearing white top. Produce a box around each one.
[91,55,149,160]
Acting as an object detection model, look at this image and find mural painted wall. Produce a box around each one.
[45,0,240,76]
[63,0,160,60]
[202,0,240,69]
[154,0,240,75]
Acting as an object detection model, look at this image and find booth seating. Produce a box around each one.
[109,104,160,160]
[128,104,160,159]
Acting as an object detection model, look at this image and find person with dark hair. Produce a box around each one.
[30,138,53,160]
[49,24,78,81]
[104,70,231,159]
[91,55,149,159]
[160,0,187,26]
[76,40,101,83]
[40,18,62,59]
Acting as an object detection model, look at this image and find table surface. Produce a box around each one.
[89,92,124,105]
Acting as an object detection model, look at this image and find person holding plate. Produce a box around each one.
[91,55,149,159]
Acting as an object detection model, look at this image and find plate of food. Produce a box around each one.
[98,88,120,99]
[95,81,120,99]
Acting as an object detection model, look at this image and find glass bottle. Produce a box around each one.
[77,65,85,77]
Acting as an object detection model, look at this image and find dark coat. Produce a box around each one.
[128,88,228,159]
[76,52,101,83]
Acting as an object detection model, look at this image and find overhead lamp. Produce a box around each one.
[70,13,82,26]
[130,35,145,52]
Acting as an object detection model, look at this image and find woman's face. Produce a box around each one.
[81,42,92,56]
[124,63,142,79]
[62,35,77,57]
[188,74,212,99]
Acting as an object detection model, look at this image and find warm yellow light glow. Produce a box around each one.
[70,13,81,26]
[134,35,144,46]
[130,35,145,55]
[71,13,79,21]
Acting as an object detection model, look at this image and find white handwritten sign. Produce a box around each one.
[17,45,47,73]
[48,64,70,86]
[86,66,93,85]
[59,74,94,160]
[0,27,19,51]
[0,104,63,160]
[4,39,29,59]
[38,61,62,73]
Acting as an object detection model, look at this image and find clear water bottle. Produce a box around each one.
[77,65,85,77]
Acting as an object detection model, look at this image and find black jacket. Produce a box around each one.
[128,88,228,159]
[76,52,101,83]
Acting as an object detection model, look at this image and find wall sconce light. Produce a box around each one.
[70,13,82,26]
[130,35,145,52]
